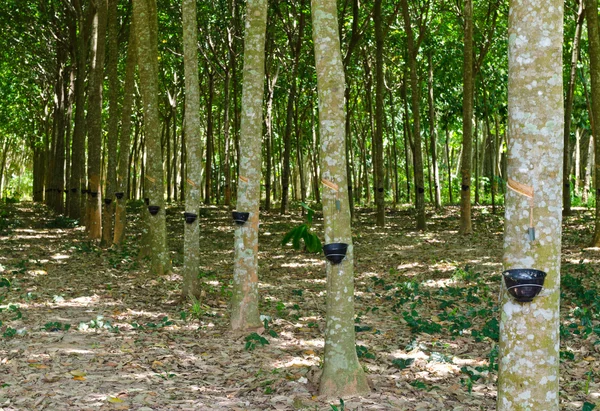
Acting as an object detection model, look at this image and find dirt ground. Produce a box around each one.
[0,201,599,410]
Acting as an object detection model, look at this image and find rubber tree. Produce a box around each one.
[584,0,600,246]
[134,0,170,275]
[182,0,203,298]
[459,0,474,235]
[497,0,563,408]
[68,0,88,221]
[230,0,267,331]
[113,11,137,246]
[86,0,107,240]
[400,0,427,230]
[563,0,584,217]
[311,0,370,397]
[102,0,118,247]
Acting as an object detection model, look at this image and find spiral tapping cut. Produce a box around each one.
[507,178,535,242]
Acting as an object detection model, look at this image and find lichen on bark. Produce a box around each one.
[133,0,170,276]
[230,0,267,331]
[311,0,369,398]
[497,1,563,409]
[182,0,203,298]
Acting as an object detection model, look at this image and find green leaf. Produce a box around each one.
[583,402,596,411]
[292,225,307,250]
[281,228,297,247]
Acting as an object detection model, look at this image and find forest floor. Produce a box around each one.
[0,200,599,410]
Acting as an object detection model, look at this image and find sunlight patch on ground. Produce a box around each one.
[301,278,326,284]
[281,259,323,268]
[272,357,316,369]
[395,262,422,272]
[51,254,70,261]
[421,278,454,288]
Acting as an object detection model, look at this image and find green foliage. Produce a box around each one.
[582,402,596,411]
[410,380,433,391]
[330,398,345,411]
[244,332,269,351]
[355,344,376,359]
[451,265,478,282]
[45,215,79,229]
[2,326,17,338]
[391,357,414,370]
[402,310,442,334]
[281,203,322,253]
[472,318,499,342]
[43,321,71,332]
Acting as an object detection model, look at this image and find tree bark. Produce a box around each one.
[427,51,441,208]
[585,0,600,246]
[182,0,203,298]
[563,0,584,216]
[230,0,267,331]
[459,0,474,234]
[311,0,369,397]
[134,0,170,275]
[400,0,426,229]
[497,0,563,408]
[114,11,137,246]
[86,0,107,240]
[102,0,119,247]
[373,0,385,226]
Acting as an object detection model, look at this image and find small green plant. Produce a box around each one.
[43,322,71,332]
[2,326,17,338]
[189,295,205,320]
[460,366,483,394]
[330,398,345,411]
[45,215,78,228]
[355,344,376,359]
[263,318,278,338]
[6,304,22,320]
[275,301,286,316]
[79,315,119,333]
[402,310,442,335]
[582,402,596,411]
[281,203,322,253]
[472,318,499,342]
[410,380,430,391]
[244,332,269,351]
[155,372,177,380]
[452,265,478,282]
[584,369,595,394]
[391,357,414,370]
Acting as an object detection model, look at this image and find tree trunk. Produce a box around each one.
[389,88,400,205]
[230,0,267,332]
[204,71,214,205]
[564,0,584,215]
[264,54,278,211]
[497,0,563,408]
[445,126,454,204]
[373,0,385,226]
[280,7,305,215]
[114,12,137,246]
[134,0,170,275]
[86,0,107,240]
[182,0,203,298]
[459,0,474,234]
[102,0,119,247]
[427,52,441,208]
[311,0,369,397]
[585,0,600,245]
[402,75,412,203]
[400,0,425,229]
